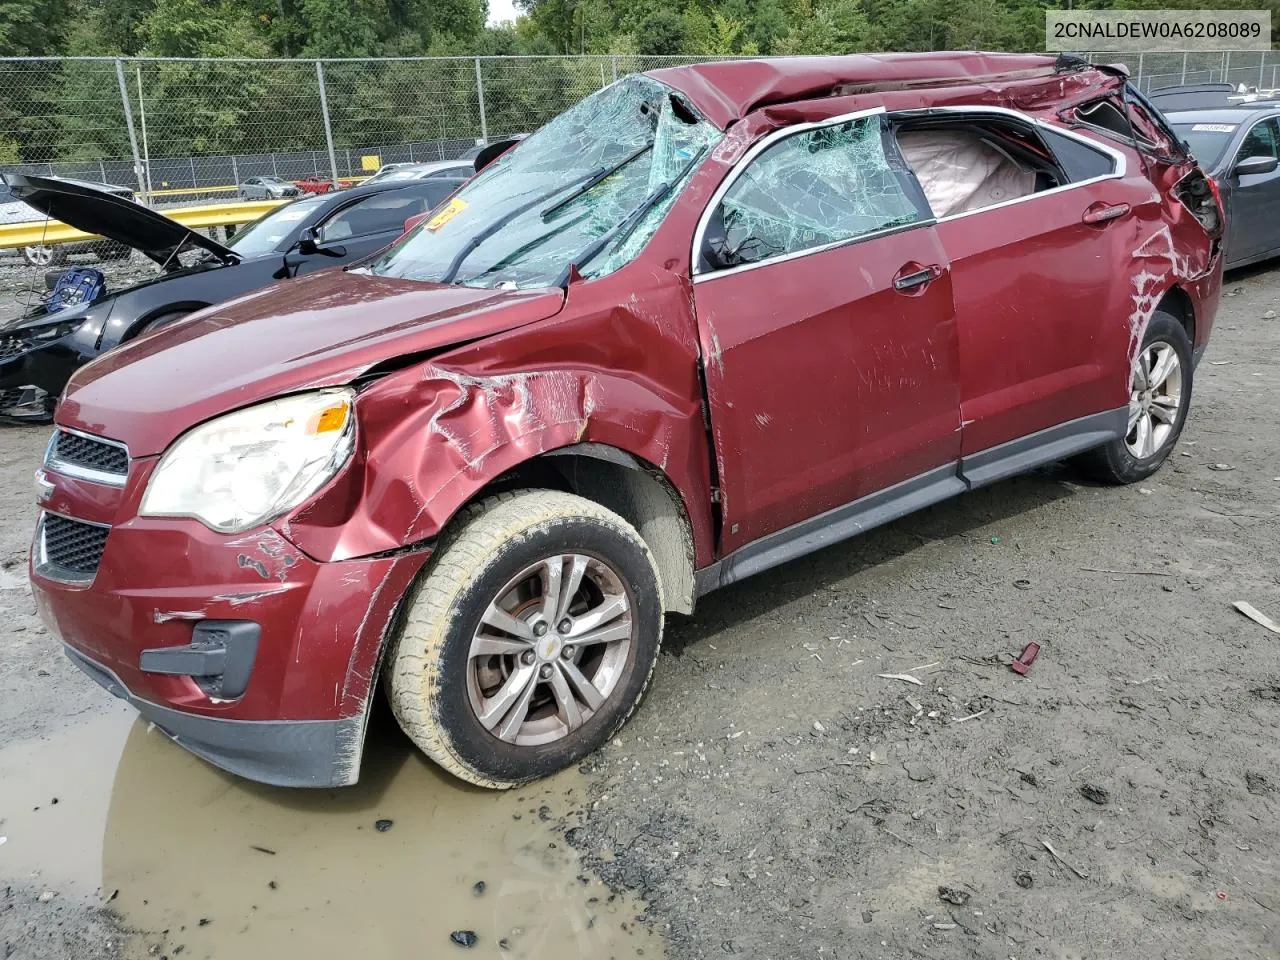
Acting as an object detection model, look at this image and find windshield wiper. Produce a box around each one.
[439,167,604,285]
[554,146,707,289]
[462,210,593,286]
[539,143,652,221]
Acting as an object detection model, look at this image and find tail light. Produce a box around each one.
[1174,168,1224,237]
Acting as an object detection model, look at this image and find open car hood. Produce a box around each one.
[3,173,239,267]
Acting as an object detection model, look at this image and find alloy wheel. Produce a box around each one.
[21,245,55,267]
[1126,340,1183,459]
[466,553,634,747]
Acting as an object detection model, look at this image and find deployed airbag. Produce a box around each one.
[896,130,1037,217]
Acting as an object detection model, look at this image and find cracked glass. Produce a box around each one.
[363,75,721,289]
[709,116,927,269]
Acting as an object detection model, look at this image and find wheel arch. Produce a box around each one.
[122,302,209,341]
[1156,285,1195,346]
[457,442,698,615]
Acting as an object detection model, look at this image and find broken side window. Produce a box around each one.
[1039,128,1116,182]
[702,114,928,271]
[1076,99,1139,141]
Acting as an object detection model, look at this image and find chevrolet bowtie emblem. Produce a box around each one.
[34,469,54,505]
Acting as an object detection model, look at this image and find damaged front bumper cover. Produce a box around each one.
[65,644,361,787]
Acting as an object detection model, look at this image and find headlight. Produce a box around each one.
[140,389,355,533]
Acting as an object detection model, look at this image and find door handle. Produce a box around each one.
[892,264,942,292]
[1082,201,1130,225]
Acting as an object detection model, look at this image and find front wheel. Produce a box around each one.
[21,244,65,267]
[1073,310,1193,484]
[387,490,664,789]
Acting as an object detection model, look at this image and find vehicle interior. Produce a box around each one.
[892,115,1072,218]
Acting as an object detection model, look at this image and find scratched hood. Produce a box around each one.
[58,269,565,456]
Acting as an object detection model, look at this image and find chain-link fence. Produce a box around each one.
[1083,50,1280,93]
[0,49,1275,326]
[2,50,1277,203]
[0,54,722,205]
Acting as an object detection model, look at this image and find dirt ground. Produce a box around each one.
[2,264,1279,960]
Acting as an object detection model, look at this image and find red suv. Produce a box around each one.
[31,53,1222,789]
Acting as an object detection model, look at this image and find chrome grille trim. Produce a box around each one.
[34,510,110,585]
[44,426,130,488]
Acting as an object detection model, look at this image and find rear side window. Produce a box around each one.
[1039,128,1116,182]
[1076,99,1139,141]
[705,115,929,270]
[319,192,427,241]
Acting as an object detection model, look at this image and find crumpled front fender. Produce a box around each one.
[279,360,709,565]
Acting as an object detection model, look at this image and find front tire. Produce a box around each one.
[387,490,664,789]
[1074,310,1193,484]
[21,244,65,267]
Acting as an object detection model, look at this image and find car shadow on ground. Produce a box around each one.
[664,463,1088,656]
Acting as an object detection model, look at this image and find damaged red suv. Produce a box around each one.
[32,53,1222,789]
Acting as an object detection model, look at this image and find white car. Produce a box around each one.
[0,176,135,266]
[364,160,475,184]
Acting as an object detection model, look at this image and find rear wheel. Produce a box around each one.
[1074,311,1192,484]
[387,490,664,789]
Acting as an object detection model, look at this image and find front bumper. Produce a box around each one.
[65,644,361,787]
[33,498,431,786]
[0,331,83,397]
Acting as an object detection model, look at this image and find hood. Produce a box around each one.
[58,269,566,456]
[3,174,238,267]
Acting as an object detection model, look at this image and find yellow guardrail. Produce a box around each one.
[139,177,370,202]
[0,198,287,251]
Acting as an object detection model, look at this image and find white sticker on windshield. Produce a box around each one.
[1191,123,1237,133]
[274,207,311,221]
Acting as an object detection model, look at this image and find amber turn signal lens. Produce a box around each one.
[309,404,349,435]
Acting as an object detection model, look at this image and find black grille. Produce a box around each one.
[0,337,26,363]
[41,514,109,577]
[50,430,128,476]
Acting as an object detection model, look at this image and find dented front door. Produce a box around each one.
[691,113,961,554]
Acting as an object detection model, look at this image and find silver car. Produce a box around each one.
[237,176,301,200]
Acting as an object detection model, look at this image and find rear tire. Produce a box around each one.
[386,490,664,789]
[1073,310,1192,484]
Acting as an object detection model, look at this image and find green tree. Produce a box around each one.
[635,8,683,55]
[0,0,73,56]
[138,0,271,57]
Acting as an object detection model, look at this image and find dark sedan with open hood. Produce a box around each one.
[0,173,465,421]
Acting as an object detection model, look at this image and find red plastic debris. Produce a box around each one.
[1010,642,1041,675]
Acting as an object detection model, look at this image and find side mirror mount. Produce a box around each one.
[296,226,320,255]
[473,137,523,173]
[402,212,430,236]
[296,225,346,258]
[699,206,766,272]
[702,236,737,272]
[1233,154,1278,177]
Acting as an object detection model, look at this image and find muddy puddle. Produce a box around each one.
[0,705,662,959]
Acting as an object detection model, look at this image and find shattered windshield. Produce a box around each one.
[363,75,721,289]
